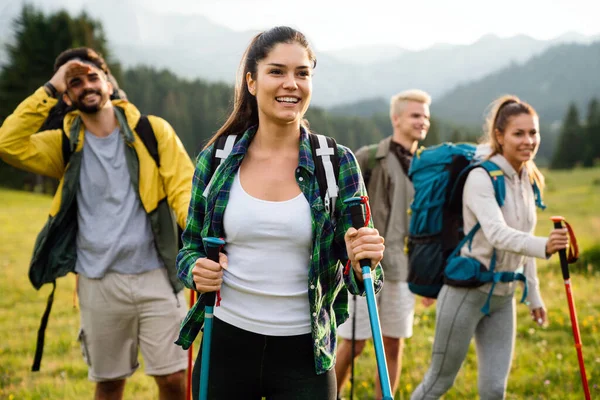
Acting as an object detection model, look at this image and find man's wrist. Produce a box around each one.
[44,81,58,98]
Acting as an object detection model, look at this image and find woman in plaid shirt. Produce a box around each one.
[175,26,385,399]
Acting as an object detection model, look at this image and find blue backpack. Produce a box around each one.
[406,143,545,314]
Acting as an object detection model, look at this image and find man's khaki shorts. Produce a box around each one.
[77,267,187,382]
[337,281,416,340]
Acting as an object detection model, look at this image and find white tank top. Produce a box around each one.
[214,170,313,336]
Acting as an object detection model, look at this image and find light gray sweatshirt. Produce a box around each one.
[461,153,547,310]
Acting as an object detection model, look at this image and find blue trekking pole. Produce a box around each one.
[344,197,393,400]
[199,237,225,400]
[350,293,357,400]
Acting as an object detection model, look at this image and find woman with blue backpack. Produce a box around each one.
[174,26,385,399]
[411,95,569,399]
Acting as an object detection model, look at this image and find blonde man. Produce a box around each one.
[335,89,432,400]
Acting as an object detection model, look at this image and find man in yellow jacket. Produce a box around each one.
[0,47,194,400]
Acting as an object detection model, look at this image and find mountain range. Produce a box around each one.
[331,40,600,129]
[433,41,600,125]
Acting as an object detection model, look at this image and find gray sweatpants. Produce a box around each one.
[411,285,516,400]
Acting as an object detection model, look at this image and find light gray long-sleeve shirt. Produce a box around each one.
[461,153,547,309]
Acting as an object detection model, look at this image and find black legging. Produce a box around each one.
[192,317,337,399]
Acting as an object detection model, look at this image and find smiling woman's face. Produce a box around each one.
[496,112,540,172]
[246,42,313,126]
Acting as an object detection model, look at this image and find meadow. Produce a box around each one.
[0,167,599,399]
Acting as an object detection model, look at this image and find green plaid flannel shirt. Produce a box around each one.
[175,126,383,374]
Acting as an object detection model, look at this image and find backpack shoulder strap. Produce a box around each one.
[31,281,56,371]
[448,160,505,212]
[61,119,82,167]
[479,160,506,207]
[308,133,340,217]
[367,144,378,170]
[202,134,240,198]
[135,115,159,167]
[211,134,240,174]
[61,130,71,167]
[480,158,545,211]
[362,143,379,187]
[532,181,546,210]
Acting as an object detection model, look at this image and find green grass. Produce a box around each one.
[1,167,600,399]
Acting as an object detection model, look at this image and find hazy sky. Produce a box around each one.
[1,0,598,51]
[138,0,598,51]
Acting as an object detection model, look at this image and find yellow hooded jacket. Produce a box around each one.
[0,87,194,292]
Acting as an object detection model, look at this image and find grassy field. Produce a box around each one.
[1,167,599,399]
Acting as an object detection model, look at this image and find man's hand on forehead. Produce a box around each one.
[49,59,89,93]
[65,60,97,80]
[49,59,105,94]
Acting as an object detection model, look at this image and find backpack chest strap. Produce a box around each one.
[480,267,528,315]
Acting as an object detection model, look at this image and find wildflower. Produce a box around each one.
[556,353,563,360]
[544,380,550,386]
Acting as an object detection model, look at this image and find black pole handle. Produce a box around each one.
[553,221,570,280]
[347,202,371,270]
[206,244,220,263]
[202,237,224,306]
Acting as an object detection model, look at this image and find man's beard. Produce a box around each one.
[70,89,108,114]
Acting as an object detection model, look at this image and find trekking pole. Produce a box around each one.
[344,196,393,400]
[551,216,590,400]
[350,293,357,400]
[199,237,226,400]
[187,289,196,400]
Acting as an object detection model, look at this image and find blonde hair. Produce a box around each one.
[482,95,545,190]
[390,89,431,119]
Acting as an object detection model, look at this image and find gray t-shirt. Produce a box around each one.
[75,127,163,278]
